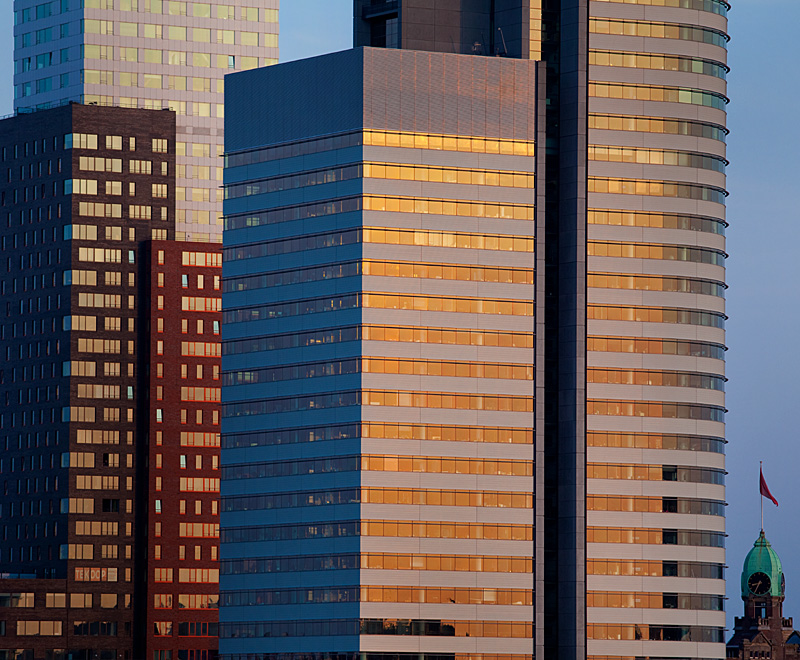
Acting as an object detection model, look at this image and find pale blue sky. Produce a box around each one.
[1,0,798,633]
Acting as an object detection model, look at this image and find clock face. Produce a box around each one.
[748,571,772,596]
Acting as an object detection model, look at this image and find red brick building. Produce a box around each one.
[143,240,221,660]
[0,105,220,660]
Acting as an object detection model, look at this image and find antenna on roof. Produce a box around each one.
[496,28,508,57]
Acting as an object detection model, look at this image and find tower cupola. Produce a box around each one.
[741,531,785,599]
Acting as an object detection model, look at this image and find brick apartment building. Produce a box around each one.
[0,104,220,660]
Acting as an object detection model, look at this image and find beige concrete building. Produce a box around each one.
[586,1,728,658]
[13,0,279,243]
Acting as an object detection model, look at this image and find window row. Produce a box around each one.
[225,260,532,294]
[589,145,727,173]
[363,194,534,221]
[588,399,725,422]
[222,520,533,544]
[6,158,63,182]
[589,335,726,359]
[153,408,220,425]
[368,162,533,188]
[588,527,726,547]
[222,552,532,576]
[224,196,360,231]
[588,272,725,297]
[589,177,728,204]
[590,82,728,110]
[222,585,533,608]
[1,181,62,203]
[223,194,534,233]
[224,227,532,264]
[219,619,533,640]
[364,129,535,157]
[177,522,218,538]
[590,50,728,80]
[588,304,726,328]
[590,239,726,265]
[222,324,533,357]
[589,18,728,47]
[587,558,724,579]
[592,0,728,16]
[223,388,534,419]
[588,431,725,454]
[588,368,725,391]
[587,624,723,643]
[226,357,532,386]
[223,292,533,326]
[81,20,277,48]
[80,1,274,22]
[65,224,136,242]
[588,591,723,611]
[152,593,219,610]
[225,162,533,202]
[14,22,71,50]
[588,495,725,516]
[63,133,165,153]
[222,422,532,451]
[223,454,532,481]
[225,129,534,171]
[223,487,533,512]
[14,0,68,25]
[588,463,725,484]
[590,113,727,143]
[85,45,255,73]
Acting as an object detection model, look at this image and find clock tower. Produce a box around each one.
[727,531,800,658]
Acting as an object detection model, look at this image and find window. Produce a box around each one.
[152,139,168,154]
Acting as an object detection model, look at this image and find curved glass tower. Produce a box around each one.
[586,1,728,657]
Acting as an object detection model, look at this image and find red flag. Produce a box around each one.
[760,466,779,507]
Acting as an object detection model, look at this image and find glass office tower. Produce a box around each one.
[12,0,279,242]
[221,48,544,660]
[355,2,728,658]
[219,2,728,659]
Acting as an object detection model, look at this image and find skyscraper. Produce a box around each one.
[0,103,175,659]
[0,103,223,660]
[12,0,279,242]
[585,2,727,658]
[356,2,729,657]
[220,46,543,660]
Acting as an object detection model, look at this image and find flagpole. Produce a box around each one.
[761,461,764,532]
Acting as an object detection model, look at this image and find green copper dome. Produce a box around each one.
[741,531,784,598]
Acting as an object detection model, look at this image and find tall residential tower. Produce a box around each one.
[13,0,279,242]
